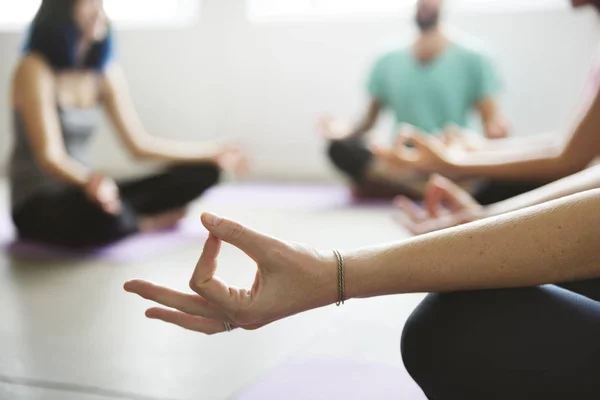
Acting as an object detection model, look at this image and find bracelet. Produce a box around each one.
[333,249,345,306]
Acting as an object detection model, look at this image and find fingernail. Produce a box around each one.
[202,213,223,227]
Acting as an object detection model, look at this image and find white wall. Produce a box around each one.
[1,1,599,181]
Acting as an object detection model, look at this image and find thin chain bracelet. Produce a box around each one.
[333,249,345,306]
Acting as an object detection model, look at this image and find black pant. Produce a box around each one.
[401,279,600,399]
[327,139,546,205]
[12,163,220,249]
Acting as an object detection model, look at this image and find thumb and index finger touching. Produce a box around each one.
[189,213,278,309]
[425,174,476,218]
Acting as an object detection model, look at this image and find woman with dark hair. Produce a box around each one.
[9,0,247,249]
[125,1,600,398]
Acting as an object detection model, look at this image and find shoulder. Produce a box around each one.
[13,53,55,92]
[100,61,131,98]
[450,38,496,65]
[15,54,54,79]
[373,47,410,68]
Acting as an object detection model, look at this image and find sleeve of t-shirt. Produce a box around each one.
[473,53,502,102]
[367,55,388,105]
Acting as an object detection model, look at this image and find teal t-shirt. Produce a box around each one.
[368,42,500,136]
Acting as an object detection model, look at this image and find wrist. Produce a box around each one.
[482,202,509,219]
[331,249,372,301]
[314,250,342,307]
[441,156,461,174]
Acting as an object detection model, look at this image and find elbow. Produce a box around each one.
[39,150,66,173]
[127,145,153,160]
[131,149,150,160]
[555,152,593,179]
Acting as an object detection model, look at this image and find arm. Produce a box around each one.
[321,98,382,140]
[348,98,382,139]
[346,189,600,299]
[474,134,560,152]
[476,97,509,139]
[484,164,600,217]
[444,89,600,181]
[394,166,600,235]
[125,189,600,333]
[13,55,92,186]
[102,63,220,163]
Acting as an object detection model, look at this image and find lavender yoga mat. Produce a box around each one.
[0,184,389,262]
[202,183,391,210]
[0,214,206,262]
[234,358,426,400]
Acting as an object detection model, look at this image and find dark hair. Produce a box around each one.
[22,0,113,71]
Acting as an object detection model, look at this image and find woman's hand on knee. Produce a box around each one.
[211,146,250,177]
[124,213,337,334]
[85,173,122,215]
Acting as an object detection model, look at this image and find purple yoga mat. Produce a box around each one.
[234,358,426,400]
[0,214,206,262]
[0,184,390,262]
[202,183,392,209]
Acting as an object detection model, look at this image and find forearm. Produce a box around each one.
[344,189,600,299]
[446,145,580,181]
[42,154,92,186]
[347,100,380,140]
[135,137,219,163]
[484,164,600,217]
[348,119,374,139]
[477,134,559,152]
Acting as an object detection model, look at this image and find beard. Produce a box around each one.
[415,12,439,32]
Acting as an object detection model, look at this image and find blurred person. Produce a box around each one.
[372,3,600,205]
[9,0,247,249]
[321,0,508,199]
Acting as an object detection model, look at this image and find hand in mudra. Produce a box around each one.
[319,116,353,141]
[125,213,337,334]
[213,146,250,177]
[85,173,122,215]
[393,174,484,235]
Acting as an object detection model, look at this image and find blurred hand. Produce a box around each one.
[485,119,510,140]
[124,213,336,334]
[84,173,121,215]
[438,125,484,152]
[212,146,250,177]
[319,116,353,141]
[372,130,451,172]
[393,174,484,235]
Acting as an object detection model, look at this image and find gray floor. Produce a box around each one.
[0,181,426,400]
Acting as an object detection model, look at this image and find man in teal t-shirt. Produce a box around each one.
[368,41,502,136]
[322,0,507,198]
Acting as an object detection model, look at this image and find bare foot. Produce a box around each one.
[139,209,187,233]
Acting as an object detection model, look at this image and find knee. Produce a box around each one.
[200,163,222,187]
[401,293,469,393]
[401,294,441,388]
[327,140,370,180]
[328,140,353,167]
[175,162,222,188]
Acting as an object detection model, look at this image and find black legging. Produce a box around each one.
[327,138,546,205]
[12,163,220,249]
[401,278,600,399]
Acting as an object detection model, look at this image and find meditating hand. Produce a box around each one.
[84,173,122,215]
[319,116,354,141]
[371,130,452,173]
[124,213,338,334]
[438,125,485,152]
[212,146,250,177]
[394,174,484,235]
